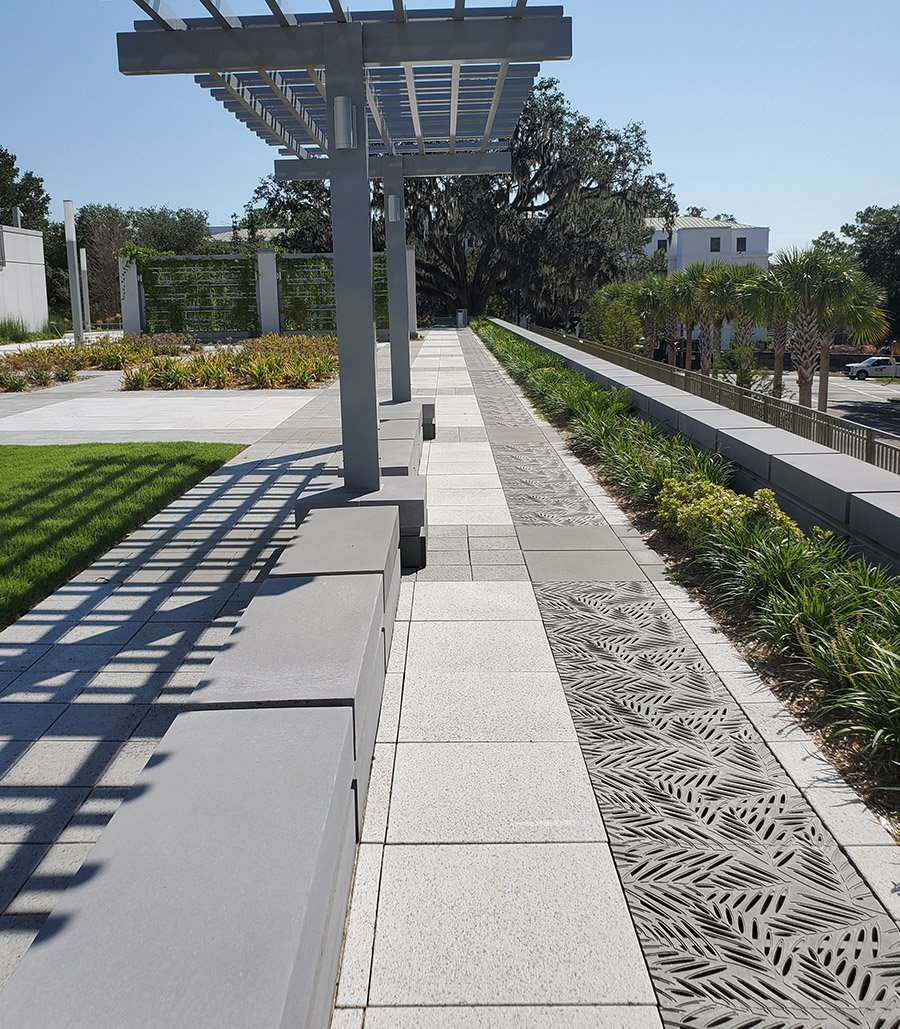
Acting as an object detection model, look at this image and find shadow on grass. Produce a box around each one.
[0,443,245,631]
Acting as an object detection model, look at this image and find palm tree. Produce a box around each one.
[628,275,667,356]
[696,264,738,374]
[816,269,888,411]
[773,248,888,409]
[661,272,686,366]
[743,267,794,397]
[679,262,710,371]
[727,264,765,349]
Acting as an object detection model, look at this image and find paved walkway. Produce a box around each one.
[335,329,900,1029]
[0,370,320,444]
[1,330,900,1027]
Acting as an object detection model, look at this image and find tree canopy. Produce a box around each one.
[404,79,676,324]
[840,206,900,339]
[0,146,51,230]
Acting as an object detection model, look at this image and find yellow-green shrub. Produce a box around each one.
[657,475,802,550]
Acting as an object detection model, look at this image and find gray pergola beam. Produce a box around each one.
[132,0,186,30]
[259,70,329,149]
[329,0,350,22]
[392,0,408,19]
[274,151,513,180]
[118,17,573,74]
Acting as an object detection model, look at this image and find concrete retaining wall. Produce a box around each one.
[0,226,49,331]
[491,320,900,572]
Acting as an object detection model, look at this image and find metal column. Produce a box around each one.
[63,201,84,342]
[80,247,92,332]
[383,157,412,403]
[325,25,381,493]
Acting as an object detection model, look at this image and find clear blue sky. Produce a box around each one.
[2,0,898,250]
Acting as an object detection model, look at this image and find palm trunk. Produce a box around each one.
[817,330,834,412]
[794,303,819,408]
[683,322,695,369]
[735,315,754,349]
[665,314,678,366]
[699,315,714,375]
[772,316,788,398]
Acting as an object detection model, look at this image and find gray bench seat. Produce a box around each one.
[716,426,835,481]
[275,506,401,653]
[771,452,900,524]
[0,707,356,1029]
[380,397,436,439]
[192,573,385,827]
[296,475,428,570]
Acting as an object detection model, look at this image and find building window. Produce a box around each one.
[656,239,667,251]
[710,237,721,253]
[736,236,747,253]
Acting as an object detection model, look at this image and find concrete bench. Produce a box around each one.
[380,437,419,476]
[381,397,436,440]
[643,394,724,433]
[379,417,423,467]
[850,491,900,561]
[296,475,428,570]
[771,452,900,525]
[0,707,356,1029]
[677,408,765,450]
[192,573,385,829]
[716,426,835,482]
[274,506,401,654]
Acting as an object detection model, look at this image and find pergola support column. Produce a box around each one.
[326,25,381,493]
[119,256,142,335]
[80,247,93,332]
[63,201,84,343]
[383,156,411,403]
[406,245,418,335]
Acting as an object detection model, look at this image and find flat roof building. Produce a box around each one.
[646,216,770,273]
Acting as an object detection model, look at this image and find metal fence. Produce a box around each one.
[535,326,900,476]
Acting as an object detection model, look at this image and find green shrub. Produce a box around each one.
[658,476,801,550]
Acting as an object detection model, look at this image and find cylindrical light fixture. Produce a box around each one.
[333,96,356,150]
[387,194,402,223]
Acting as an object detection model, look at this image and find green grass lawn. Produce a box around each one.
[0,442,245,630]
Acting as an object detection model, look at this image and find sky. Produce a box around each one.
[1,0,898,250]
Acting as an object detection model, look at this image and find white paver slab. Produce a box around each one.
[399,671,577,743]
[387,742,605,843]
[405,622,556,675]
[363,1007,664,1028]
[369,843,656,1006]
[412,582,540,621]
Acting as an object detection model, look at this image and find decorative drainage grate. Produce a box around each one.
[535,581,900,1029]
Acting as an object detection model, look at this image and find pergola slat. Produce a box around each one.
[132,0,185,30]
[197,0,242,29]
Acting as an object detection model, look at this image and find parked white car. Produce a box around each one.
[844,357,900,380]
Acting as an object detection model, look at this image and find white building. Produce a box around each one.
[0,222,49,331]
[645,216,770,274]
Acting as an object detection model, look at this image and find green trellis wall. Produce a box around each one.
[137,253,389,335]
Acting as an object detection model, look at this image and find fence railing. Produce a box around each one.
[534,325,900,476]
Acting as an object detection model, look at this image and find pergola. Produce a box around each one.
[118,0,572,491]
